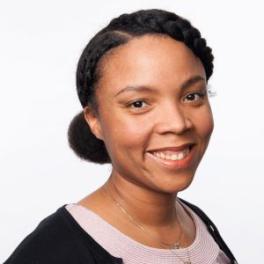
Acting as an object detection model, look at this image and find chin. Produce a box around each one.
[150,170,196,194]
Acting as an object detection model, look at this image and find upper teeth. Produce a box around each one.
[152,149,190,161]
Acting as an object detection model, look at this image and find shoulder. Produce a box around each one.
[3,205,94,264]
[179,197,238,264]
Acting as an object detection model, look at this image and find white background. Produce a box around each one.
[0,0,263,263]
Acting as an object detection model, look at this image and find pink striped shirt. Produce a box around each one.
[65,201,230,264]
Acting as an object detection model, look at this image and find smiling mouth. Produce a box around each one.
[148,145,193,161]
[146,144,196,170]
[150,148,190,161]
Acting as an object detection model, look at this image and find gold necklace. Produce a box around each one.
[102,185,192,264]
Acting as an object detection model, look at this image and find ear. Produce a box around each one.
[83,106,104,141]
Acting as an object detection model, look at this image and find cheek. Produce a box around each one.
[194,107,214,140]
[101,114,151,153]
[192,105,214,143]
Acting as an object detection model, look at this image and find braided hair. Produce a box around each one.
[67,9,214,164]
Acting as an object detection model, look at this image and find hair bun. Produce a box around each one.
[67,111,111,164]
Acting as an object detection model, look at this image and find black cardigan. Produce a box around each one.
[4,199,238,264]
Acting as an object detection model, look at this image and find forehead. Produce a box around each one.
[97,34,206,96]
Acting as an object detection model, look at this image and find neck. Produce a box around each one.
[103,171,180,228]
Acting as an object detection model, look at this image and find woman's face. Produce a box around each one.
[85,35,214,194]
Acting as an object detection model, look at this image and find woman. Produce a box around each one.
[4,9,237,264]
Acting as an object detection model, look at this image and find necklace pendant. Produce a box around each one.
[173,242,180,249]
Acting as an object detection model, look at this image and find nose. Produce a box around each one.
[154,103,193,135]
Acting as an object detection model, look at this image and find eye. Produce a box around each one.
[128,100,148,109]
[183,92,206,103]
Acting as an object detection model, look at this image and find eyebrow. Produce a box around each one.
[114,75,206,97]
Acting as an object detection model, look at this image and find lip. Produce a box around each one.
[146,144,196,170]
[147,143,195,153]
